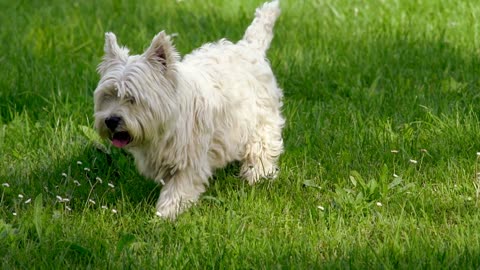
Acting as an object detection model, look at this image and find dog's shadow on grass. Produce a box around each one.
[30,144,160,212]
[33,142,253,214]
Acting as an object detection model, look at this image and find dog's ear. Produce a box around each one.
[103,32,128,59]
[144,31,179,71]
[98,32,129,75]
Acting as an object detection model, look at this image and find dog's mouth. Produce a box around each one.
[111,131,131,148]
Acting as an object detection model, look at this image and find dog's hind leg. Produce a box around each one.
[240,117,283,185]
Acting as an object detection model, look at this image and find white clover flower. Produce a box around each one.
[420,149,428,153]
[62,198,70,203]
[95,177,103,184]
[65,206,72,211]
[84,167,91,172]
[393,173,399,178]
[56,195,63,201]
[12,212,17,216]
[108,183,115,188]
[477,152,480,157]
[18,194,24,199]
[111,209,118,214]
[2,183,10,187]
[77,161,83,165]
[376,202,383,207]
[101,205,108,210]
[73,180,81,186]
[62,173,68,178]
[155,211,163,217]
[317,205,325,211]
[88,199,96,205]
[391,150,399,154]
[409,159,418,164]
[24,198,32,204]
[159,179,165,185]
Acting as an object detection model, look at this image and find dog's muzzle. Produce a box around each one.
[105,116,132,148]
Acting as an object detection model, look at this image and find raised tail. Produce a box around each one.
[242,0,281,53]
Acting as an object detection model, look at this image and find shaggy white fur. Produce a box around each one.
[94,0,284,219]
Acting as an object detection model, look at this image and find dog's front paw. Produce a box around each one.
[155,199,182,220]
[155,196,195,220]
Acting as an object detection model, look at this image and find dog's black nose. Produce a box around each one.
[105,116,122,131]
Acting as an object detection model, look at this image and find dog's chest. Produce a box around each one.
[130,147,177,182]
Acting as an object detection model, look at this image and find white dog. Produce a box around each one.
[94,0,284,219]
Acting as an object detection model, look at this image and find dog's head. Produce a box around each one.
[93,32,180,148]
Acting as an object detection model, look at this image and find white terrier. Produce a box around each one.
[94,0,284,219]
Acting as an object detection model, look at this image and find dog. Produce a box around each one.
[93,0,284,219]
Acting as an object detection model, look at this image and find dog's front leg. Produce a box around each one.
[155,169,207,219]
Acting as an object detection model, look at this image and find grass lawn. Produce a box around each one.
[2,0,480,268]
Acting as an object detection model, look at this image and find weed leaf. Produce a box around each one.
[34,194,43,241]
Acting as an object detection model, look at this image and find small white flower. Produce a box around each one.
[88,199,96,205]
[56,195,63,201]
[84,167,90,172]
[65,206,72,211]
[111,209,118,214]
[159,179,165,185]
[391,150,399,154]
[77,161,83,165]
[108,182,115,188]
[24,198,32,204]
[409,159,418,164]
[420,149,428,153]
[12,212,17,216]
[155,211,163,217]
[101,205,108,210]
[448,21,458,27]
[62,198,70,203]
[477,152,480,157]
[61,173,67,178]
[95,177,103,184]
[2,183,10,187]
[393,173,399,178]
[317,205,325,211]
[18,194,24,199]
[73,180,81,186]
[376,202,383,207]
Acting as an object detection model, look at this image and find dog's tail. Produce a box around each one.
[242,0,280,54]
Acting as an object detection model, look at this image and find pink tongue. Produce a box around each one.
[112,139,129,148]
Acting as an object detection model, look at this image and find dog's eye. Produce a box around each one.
[102,94,114,102]
[126,97,136,105]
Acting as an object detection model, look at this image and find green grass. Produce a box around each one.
[2,0,480,268]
